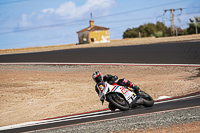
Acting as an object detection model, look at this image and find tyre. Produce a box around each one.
[139,91,154,107]
[106,93,129,111]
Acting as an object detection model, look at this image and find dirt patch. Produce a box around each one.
[0,65,200,126]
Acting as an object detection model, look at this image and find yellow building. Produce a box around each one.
[77,20,110,44]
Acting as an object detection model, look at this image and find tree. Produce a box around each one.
[123,28,138,38]
[184,16,200,34]
[123,22,172,39]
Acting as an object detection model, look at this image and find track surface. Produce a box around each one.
[1,94,200,133]
[0,41,200,64]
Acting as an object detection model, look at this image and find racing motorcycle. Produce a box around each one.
[99,82,154,111]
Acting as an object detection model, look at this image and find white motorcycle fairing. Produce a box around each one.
[100,82,137,104]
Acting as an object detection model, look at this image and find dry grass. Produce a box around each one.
[0,34,200,55]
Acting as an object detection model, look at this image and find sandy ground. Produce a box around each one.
[0,65,200,127]
[0,34,200,55]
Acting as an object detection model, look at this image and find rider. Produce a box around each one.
[92,71,141,111]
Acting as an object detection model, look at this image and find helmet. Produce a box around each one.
[92,71,103,83]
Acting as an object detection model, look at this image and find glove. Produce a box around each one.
[111,75,118,81]
[100,95,105,105]
[100,95,105,101]
[101,100,104,105]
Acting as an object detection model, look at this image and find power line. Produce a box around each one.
[94,0,186,19]
[97,17,156,25]
[0,0,30,5]
[185,11,200,14]
[0,18,156,47]
[0,33,77,48]
[0,16,157,35]
[0,0,187,35]
[0,17,157,47]
[0,20,88,35]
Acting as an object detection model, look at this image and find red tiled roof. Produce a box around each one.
[77,25,109,33]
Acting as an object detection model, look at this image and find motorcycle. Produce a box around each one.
[99,82,154,111]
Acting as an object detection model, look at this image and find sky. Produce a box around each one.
[0,0,200,49]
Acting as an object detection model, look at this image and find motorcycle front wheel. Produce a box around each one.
[106,93,129,111]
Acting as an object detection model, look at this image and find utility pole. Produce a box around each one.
[170,9,175,35]
[190,17,200,34]
[164,8,182,36]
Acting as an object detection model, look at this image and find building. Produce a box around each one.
[77,20,110,44]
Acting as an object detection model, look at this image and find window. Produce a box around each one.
[91,38,94,42]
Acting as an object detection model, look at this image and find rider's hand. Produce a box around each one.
[100,97,104,101]
[100,95,105,101]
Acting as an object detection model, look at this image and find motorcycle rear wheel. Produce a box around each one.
[107,93,129,111]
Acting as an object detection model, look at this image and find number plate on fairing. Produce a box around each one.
[125,92,135,103]
[110,85,136,104]
[121,87,136,104]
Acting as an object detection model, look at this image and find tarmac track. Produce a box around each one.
[1,93,200,133]
[0,41,200,64]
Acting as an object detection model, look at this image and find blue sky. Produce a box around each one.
[0,0,200,49]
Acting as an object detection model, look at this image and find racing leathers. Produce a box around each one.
[103,74,141,94]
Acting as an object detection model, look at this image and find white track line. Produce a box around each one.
[0,110,114,131]
[1,62,200,67]
[155,94,200,104]
[1,94,199,131]
[28,105,200,133]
